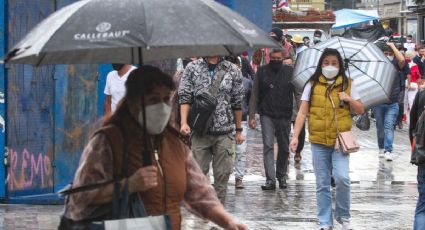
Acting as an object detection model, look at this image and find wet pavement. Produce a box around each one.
[0,120,419,229]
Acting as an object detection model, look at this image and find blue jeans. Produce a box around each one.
[373,103,399,152]
[260,115,291,183]
[311,143,351,228]
[235,122,248,180]
[414,165,425,230]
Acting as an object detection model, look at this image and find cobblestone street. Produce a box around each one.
[0,121,419,229]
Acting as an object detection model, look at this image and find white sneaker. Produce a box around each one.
[341,221,353,230]
[378,149,385,158]
[385,152,393,161]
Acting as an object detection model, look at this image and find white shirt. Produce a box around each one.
[301,80,361,102]
[404,42,416,53]
[104,66,136,112]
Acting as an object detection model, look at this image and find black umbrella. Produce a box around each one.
[4,0,278,65]
[4,0,278,165]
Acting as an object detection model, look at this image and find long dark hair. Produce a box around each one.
[306,48,349,102]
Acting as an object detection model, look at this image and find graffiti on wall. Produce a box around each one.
[7,148,53,191]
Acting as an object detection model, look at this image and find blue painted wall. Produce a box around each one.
[53,0,101,192]
[215,0,272,33]
[0,0,244,201]
[3,0,101,200]
[0,0,6,199]
[6,0,56,197]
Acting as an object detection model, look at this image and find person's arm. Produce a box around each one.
[178,64,195,135]
[290,101,309,153]
[103,73,112,117]
[183,150,247,230]
[288,67,301,109]
[104,95,112,118]
[92,166,158,205]
[388,42,405,69]
[248,69,260,128]
[293,101,309,139]
[180,104,191,135]
[338,91,364,115]
[68,134,158,209]
[349,99,364,115]
[231,69,244,144]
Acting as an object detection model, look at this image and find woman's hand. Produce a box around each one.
[180,123,191,136]
[248,119,256,129]
[235,132,245,145]
[338,92,353,103]
[129,166,158,193]
[290,138,299,153]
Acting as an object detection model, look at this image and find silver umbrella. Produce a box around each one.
[4,0,278,65]
[292,37,398,109]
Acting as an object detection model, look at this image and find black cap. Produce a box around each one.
[270,27,283,41]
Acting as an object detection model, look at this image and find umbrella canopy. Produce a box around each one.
[292,37,398,109]
[332,9,380,30]
[4,0,278,65]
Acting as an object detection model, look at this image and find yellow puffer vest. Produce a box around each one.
[308,75,352,146]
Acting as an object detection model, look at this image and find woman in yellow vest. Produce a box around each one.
[290,48,364,230]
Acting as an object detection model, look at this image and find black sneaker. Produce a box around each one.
[278,178,287,189]
[261,183,276,190]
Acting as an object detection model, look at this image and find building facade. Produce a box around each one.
[408,0,425,44]
[290,0,326,11]
[324,0,356,10]
[356,0,416,41]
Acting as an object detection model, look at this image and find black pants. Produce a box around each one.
[260,115,291,183]
[397,103,404,124]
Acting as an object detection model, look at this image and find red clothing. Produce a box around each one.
[411,65,421,83]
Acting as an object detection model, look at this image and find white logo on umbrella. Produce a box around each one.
[96,22,112,33]
[74,22,130,42]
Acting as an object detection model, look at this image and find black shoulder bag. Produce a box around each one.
[57,123,171,230]
[188,70,226,135]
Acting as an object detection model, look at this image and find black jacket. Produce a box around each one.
[410,89,425,142]
[249,64,294,119]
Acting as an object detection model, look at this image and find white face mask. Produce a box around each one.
[138,102,172,135]
[387,55,394,61]
[322,65,339,79]
[407,39,412,43]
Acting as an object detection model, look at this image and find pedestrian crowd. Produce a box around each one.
[63,29,425,230]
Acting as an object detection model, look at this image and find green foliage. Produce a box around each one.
[415,0,425,5]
